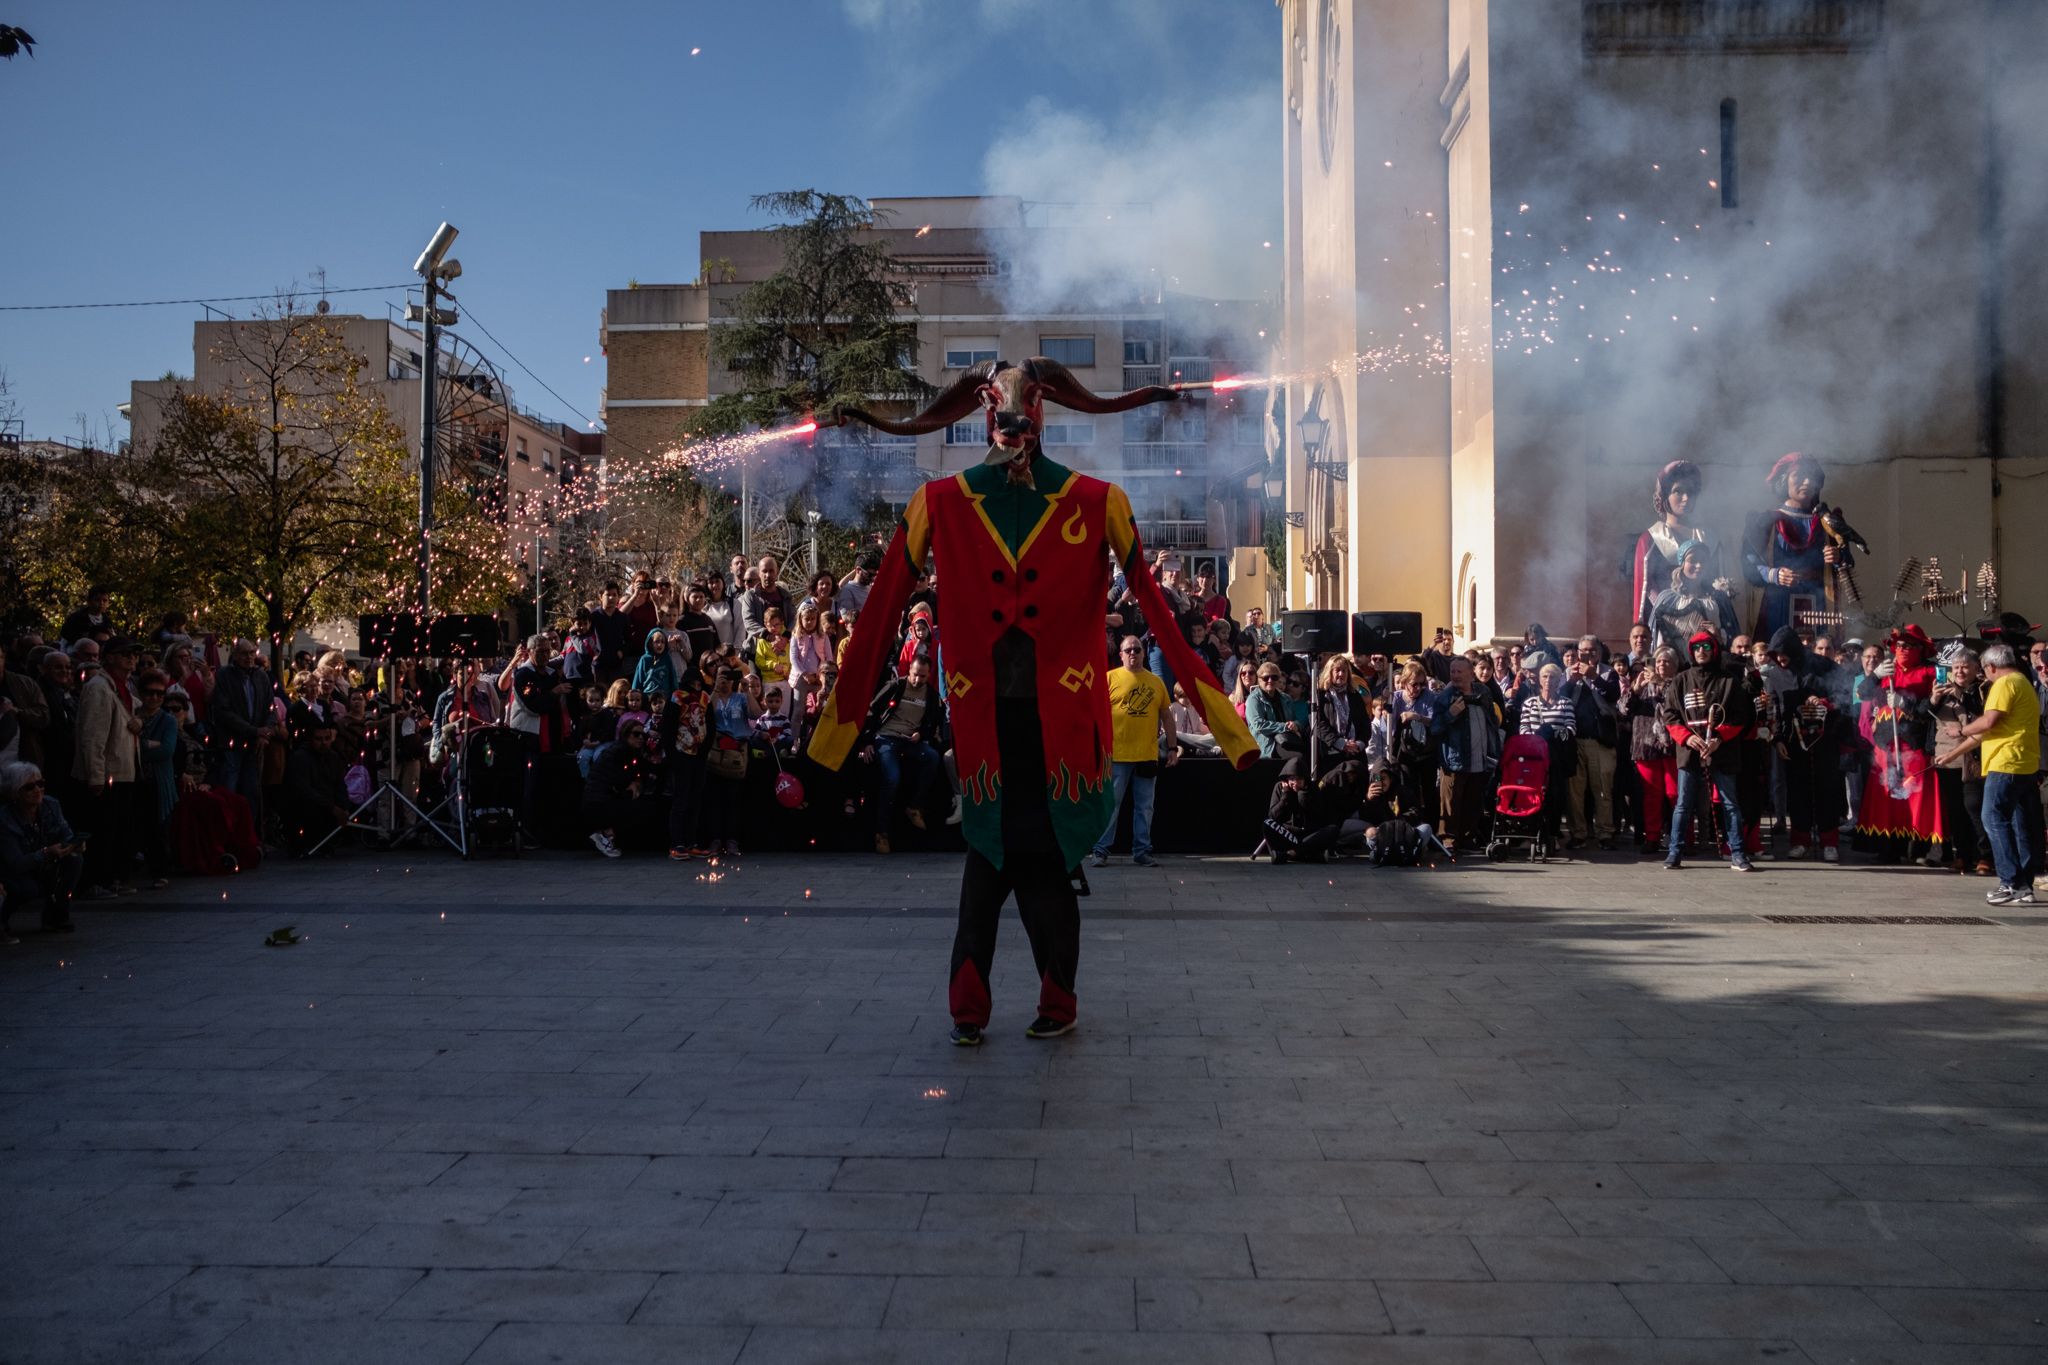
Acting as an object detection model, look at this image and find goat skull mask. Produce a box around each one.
[833,358,1180,475]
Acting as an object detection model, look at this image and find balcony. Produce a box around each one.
[1583,0,1884,54]
[1166,357,1212,386]
[1123,364,1162,389]
[1122,442,1209,471]
[1137,519,1208,550]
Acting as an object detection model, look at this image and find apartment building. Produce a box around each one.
[600,195,1276,584]
[123,313,597,557]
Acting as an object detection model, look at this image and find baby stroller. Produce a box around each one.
[1486,733,1551,862]
[456,724,525,857]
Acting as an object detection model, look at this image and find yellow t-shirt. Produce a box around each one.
[1107,665,1168,763]
[1981,672,2041,776]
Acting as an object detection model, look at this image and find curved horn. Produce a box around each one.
[1024,357,1179,415]
[833,363,992,436]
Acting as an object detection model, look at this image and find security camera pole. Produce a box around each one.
[409,222,461,616]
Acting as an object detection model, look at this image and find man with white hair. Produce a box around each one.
[1942,643,2041,905]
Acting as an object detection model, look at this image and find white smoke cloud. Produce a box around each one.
[979,89,1281,311]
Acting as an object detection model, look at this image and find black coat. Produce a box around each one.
[1659,662,1754,775]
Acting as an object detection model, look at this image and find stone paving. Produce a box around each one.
[3,847,2046,1364]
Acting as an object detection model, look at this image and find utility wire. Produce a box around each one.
[0,283,416,311]
[453,302,599,432]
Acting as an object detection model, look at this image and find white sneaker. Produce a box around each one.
[1821,846,1840,863]
[590,831,620,859]
[945,796,963,826]
[1787,844,1809,860]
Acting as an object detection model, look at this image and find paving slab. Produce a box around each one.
[6,849,2046,1360]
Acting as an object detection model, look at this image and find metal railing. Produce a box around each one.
[1123,364,1162,389]
[1136,519,1208,549]
[1166,357,1212,385]
[1121,442,1209,470]
[1584,0,1884,54]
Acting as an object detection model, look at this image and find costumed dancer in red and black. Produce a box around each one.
[1856,623,1943,859]
[809,359,1257,1045]
[1633,461,1713,634]
[1659,631,1756,872]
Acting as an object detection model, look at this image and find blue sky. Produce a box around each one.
[0,0,1279,441]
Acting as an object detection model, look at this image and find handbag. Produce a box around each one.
[705,736,749,781]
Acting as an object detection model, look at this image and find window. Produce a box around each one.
[1123,337,1158,365]
[944,338,997,369]
[1719,98,1738,209]
[946,419,985,446]
[1038,335,1096,367]
[516,437,529,462]
[1041,419,1093,446]
[1175,410,1207,442]
[1123,408,1164,443]
[541,449,555,472]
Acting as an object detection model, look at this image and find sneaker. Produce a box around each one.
[668,846,694,862]
[1986,884,2019,905]
[2017,886,2039,905]
[1132,852,1157,867]
[589,832,620,859]
[1090,852,1110,868]
[1822,846,1840,864]
[945,796,963,826]
[690,844,713,858]
[1974,860,1994,877]
[1922,850,1947,868]
[950,1023,983,1047]
[1663,858,1682,871]
[874,834,891,855]
[1787,844,1809,860]
[1024,1016,1076,1039]
[1730,857,1756,873]
[906,808,927,831]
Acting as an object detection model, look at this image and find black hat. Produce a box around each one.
[101,636,140,657]
[1278,756,1308,781]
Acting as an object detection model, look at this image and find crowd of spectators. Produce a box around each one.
[3,552,2041,941]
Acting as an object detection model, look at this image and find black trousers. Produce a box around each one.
[947,698,1080,1028]
[1786,741,1847,844]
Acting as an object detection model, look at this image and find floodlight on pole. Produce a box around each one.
[411,221,460,617]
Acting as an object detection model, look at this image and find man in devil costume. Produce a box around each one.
[1768,625,1849,861]
[1633,460,1713,633]
[1742,452,1845,642]
[1856,622,1944,857]
[809,358,1256,1045]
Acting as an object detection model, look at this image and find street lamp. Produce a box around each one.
[805,507,823,575]
[407,221,461,617]
[1296,406,1330,462]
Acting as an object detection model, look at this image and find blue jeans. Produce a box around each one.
[1981,771,2043,889]
[1670,765,1744,865]
[874,736,940,833]
[1093,761,1156,858]
[1147,645,1176,695]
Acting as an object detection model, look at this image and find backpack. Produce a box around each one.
[1371,819,1424,867]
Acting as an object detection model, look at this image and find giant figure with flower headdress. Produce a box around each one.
[809,359,1257,1046]
[1632,460,1714,634]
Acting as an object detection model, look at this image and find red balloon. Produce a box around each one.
[774,772,805,808]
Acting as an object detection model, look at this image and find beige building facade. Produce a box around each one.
[124,314,593,558]
[601,195,1275,578]
[1280,0,2048,645]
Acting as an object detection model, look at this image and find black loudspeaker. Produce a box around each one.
[1352,611,1424,656]
[358,613,428,657]
[1279,610,1350,654]
[428,613,502,658]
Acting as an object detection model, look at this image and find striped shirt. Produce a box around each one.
[1519,695,1577,739]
